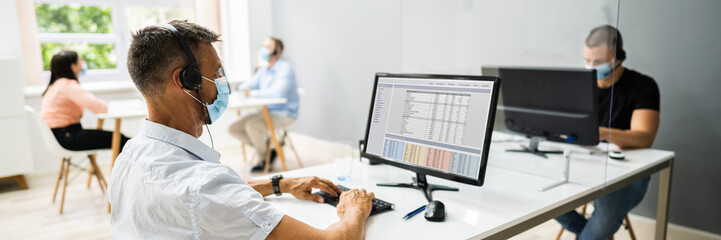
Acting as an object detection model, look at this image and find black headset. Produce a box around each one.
[603,25,627,61]
[163,24,203,90]
[270,38,280,56]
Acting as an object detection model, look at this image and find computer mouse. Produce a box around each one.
[424,200,445,222]
[609,151,625,161]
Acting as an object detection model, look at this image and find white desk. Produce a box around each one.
[97,95,287,165]
[262,136,673,240]
[97,94,287,212]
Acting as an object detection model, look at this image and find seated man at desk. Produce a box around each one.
[555,25,661,239]
[109,20,374,239]
[230,37,300,172]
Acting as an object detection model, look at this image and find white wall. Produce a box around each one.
[267,0,721,235]
[271,0,403,142]
[0,0,33,177]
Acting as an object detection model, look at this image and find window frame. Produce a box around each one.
[35,0,128,83]
[34,0,199,84]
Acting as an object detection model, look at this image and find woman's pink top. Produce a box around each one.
[40,78,108,128]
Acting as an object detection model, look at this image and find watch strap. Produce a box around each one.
[271,175,283,196]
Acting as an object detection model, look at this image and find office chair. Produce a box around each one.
[262,128,303,173]
[236,124,303,173]
[25,106,109,214]
[237,88,305,173]
[555,203,637,240]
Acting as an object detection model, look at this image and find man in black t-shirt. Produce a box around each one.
[555,25,660,240]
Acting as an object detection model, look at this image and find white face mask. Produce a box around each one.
[257,47,271,67]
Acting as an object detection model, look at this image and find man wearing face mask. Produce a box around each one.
[108,20,374,239]
[554,25,660,240]
[230,37,300,172]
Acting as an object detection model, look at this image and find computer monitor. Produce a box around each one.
[482,66,599,158]
[362,73,500,201]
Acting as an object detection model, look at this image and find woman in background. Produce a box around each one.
[40,50,129,151]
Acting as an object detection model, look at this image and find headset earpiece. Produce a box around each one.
[617,49,627,61]
[180,67,202,90]
[163,24,202,90]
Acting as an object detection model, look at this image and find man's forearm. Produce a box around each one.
[248,178,296,197]
[247,179,274,196]
[324,211,367,240]
[267,213,368,240]
[601,128,655,149]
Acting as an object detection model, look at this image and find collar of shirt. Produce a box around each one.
[139,119,220,163]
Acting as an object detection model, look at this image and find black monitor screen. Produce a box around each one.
[497,67,599,146]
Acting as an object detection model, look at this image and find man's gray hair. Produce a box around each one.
[127,20,220,100]
[585,25,626,61]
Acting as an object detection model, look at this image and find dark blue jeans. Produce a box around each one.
[555,176,650,240]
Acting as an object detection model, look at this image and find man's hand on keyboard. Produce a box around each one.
[337,189,375,219]
[282,176,341,203]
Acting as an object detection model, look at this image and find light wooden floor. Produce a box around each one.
[0,133,717,240]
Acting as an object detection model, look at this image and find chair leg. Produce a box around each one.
[284,133,303,168]
[87,158,94,189]
[90,157,108,191]
[264,142,272,173]
[241,143,248,162]
[555,225,565,240]
[52,158,66,202]
[625,216,636,240]
[59,158,71,214]
[88,154,106,193]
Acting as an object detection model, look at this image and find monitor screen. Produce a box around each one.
[362,73,500,186]
[497,66,599,146]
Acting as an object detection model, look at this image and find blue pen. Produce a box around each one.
[401,205,427,220]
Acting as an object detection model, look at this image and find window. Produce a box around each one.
[35,0,196,83]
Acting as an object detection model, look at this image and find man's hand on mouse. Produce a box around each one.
[281,176,341,203]
[336,189,375,219]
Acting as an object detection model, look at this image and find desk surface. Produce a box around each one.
[97,94,287,119]
[262,138,674,239]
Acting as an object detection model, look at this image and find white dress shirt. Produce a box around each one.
[108,120,284,239]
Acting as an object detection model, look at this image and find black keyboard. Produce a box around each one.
[315,185,395,216]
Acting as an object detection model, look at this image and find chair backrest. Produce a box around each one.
[24,106,74,157]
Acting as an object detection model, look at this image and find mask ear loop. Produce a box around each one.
[184,88,216,150]
[195,88,215,150]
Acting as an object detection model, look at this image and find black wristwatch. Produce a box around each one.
[271,174,283,196]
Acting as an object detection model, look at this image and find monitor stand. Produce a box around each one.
[506,136,563,158]
[377,173,458,202]
[539,149,572,191]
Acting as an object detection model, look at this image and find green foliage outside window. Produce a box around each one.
[40,43,117,71]
[35,3,113,33]
[35,3,116,71]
